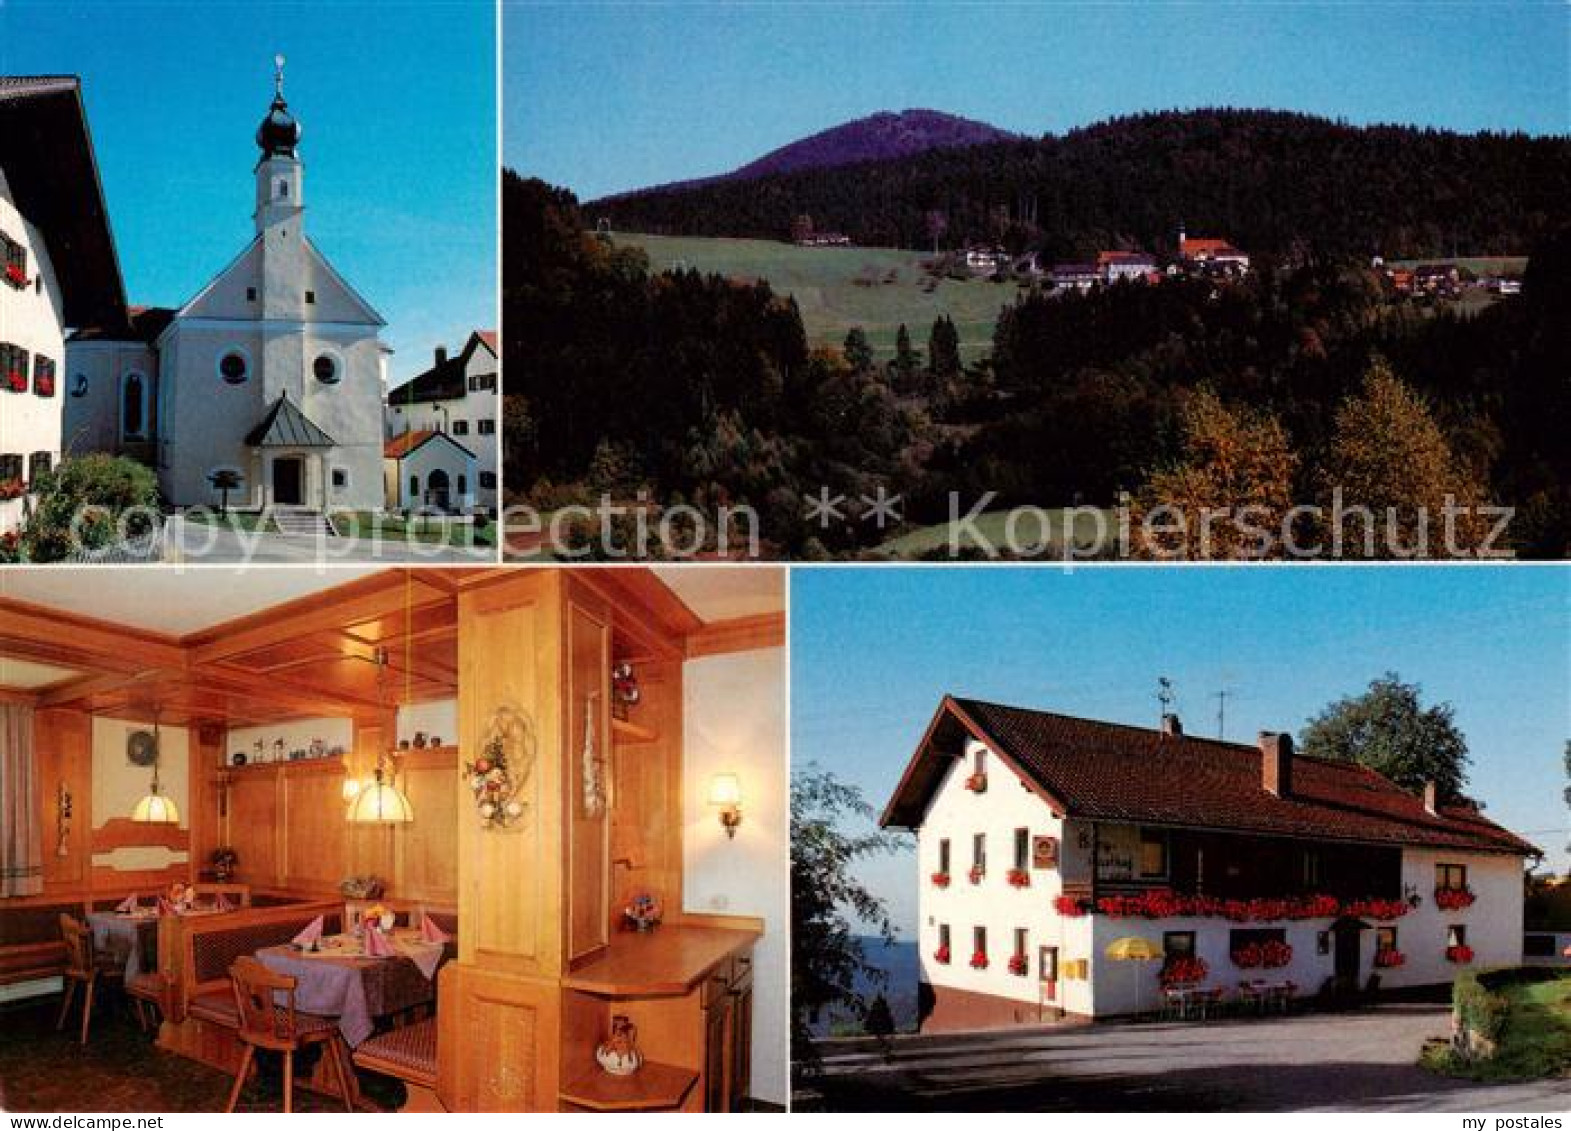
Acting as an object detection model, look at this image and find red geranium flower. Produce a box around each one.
[933,944,951,964]
[930,871,951,888]
[969,951,989,970]
[1006,868,1030,888]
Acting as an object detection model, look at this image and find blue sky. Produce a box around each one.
[506,1,1570,201]
[791,566,1571,938]
[1,0,496,388]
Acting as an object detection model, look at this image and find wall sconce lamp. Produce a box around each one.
[708,773,743,839]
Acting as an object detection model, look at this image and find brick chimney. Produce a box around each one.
[1423,781,1438,816]
[1259,732,1293,797]
[1160,713,1183,738]
[435,345,448,365]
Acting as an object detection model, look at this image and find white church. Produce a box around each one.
[64,60,388,516]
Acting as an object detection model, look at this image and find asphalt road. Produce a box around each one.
[168,521,496,564]
[799,1003,1570,1112]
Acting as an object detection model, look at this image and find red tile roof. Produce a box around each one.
[882,696,1537,857]
[384,429,438,459]
[1181,237,1246,259]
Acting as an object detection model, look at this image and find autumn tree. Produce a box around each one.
[1134,388,1298,559]
[1299,672,1471,801]
[1320,359,1492,557]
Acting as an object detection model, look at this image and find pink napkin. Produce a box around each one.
[419,914,451,944]
[292,915,324,947]
[214,894,234,912]
[156,897,176,916]
[362,925,394,958]
[116,894,138,913]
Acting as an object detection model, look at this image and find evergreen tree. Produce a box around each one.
[842,327,874,372]
[893,324,919,376]
[928,315,962,377]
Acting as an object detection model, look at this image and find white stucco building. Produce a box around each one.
[382,428,477,513]
[0,76,126,533]
[883,697,1538,1030]
[63,62,388,514]
[385,330,499,513]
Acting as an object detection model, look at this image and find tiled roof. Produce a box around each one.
[389,330,497,406]
[1181,237,1246,258]
[383,429,474,461]
[69,305,175,344]
[244,393,336,448]
[882,696,1538,857]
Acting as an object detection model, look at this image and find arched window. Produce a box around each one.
[122,372,147,440]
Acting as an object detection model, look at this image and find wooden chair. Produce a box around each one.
[126,971,170,1033]
[56,913,123,1046]
[225,957,354,1114]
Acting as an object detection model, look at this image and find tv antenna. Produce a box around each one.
[1156,676,1175,725]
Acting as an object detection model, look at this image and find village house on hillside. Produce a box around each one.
[0,76,126,535]
[1176,223,1251,275]
[882,696,1537,1032]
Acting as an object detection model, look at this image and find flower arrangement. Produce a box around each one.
[933,944,951,964]
[1007,954,1029,976]
[1159,955,1209,987]
[931,871,951,888]
[1445,944,1474,964]
[1054,895,1089,917]
[3,262,26,288]
[1434,887,1476,911]
[1006,868,1031,888]
[1374,948,1406,968]
[964,771,988,793]
[1258,939,1293,968]
[1088,889,1406,923]
[624,892,662,932]
[467,705,534,829]
[210,846,238,881]
[968,865,985,885]
[361,903,394,931]
[969,950,989,970]
[610,661,640,720]
[0,478,24,501]
[5,370,25,393]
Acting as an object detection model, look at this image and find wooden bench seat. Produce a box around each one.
[354,1017,438,1089]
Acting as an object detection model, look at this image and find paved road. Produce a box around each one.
[800,1004,1570,1112]
[167,521,496,565]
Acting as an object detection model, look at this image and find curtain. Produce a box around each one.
[0,703,43,898]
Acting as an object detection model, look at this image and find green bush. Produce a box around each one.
[22,454,160,562]
[1453,971,1508,1049]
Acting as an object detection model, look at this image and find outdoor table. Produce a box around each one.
[86,911,159,980]
[254,932,446,1047]
[1163,984,1217,1020]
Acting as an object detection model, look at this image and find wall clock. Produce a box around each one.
[127,730,158,767]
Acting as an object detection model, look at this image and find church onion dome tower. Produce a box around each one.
[255,53,301,158]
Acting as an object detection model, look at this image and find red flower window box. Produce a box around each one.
[930,872,951,888]
[1158,955,1209,987]
[1231,942,1263,969]
[1434,888,1476,911]
[4,371,25,394]
[967,866,985,885]
[0,478,24,501]
[1006,868,1030,888]
[1374,948,1406,968]
[933,944,951,965]
[1054,895,1088,917]
[1259,940,1293,969]
[969,951,988,970]
[34,374,54,398]
[964,772,988,794]
[1007,954,1028,976]
[3,263,26,289]
[1445,944,1474,964]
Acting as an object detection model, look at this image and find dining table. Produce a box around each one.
[86,909,161,980]
[254,931,448,1048]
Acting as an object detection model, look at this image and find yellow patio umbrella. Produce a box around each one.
[1105,936,1163,1016]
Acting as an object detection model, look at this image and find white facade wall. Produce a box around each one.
[385,338,499,512]
[59,340,158,457]
[0,164,68,532]
[1389,847,1524,984]
[384,438,477,512]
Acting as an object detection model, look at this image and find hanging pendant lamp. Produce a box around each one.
[131,708,181,824]
[347,646,414,824]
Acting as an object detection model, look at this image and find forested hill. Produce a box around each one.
[590,108,1571,261]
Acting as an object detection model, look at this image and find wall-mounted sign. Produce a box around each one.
[1032,835,1059,869]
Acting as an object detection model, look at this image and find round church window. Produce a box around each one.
[219,352,248,385]
[314,355,341,385]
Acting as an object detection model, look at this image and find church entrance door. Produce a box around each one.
[272,457,305,506]
[427,468,452,511]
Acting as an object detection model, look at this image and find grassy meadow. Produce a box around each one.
[616,233,1017,361]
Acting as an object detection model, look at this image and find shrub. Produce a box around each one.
[22,454,159,562]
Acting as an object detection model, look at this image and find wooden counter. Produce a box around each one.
[562,926,757,997]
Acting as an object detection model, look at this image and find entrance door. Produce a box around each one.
[427,468,452,511]
[272,457,304,506]
[1039,945,1059,1002]
[1333,922,1362,988]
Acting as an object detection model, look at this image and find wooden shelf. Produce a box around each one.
[563,925,758,997]
[610,717,657,744]
[559,1060,697,1112]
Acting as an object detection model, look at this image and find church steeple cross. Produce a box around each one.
[273,53,286,100]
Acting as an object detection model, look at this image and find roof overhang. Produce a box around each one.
[0,76,128,330]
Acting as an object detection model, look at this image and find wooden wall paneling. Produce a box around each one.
[455,571,565,978]
[392,746,459,905]
[436,963,561,1112]
[280,761,349,895]
[564,581,611,968]
[227,768,282,888]
[187,726,225,880]
[34,708,91,893]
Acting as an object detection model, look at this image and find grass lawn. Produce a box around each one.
[877,507,1118,560]
[617,233,1018,362]
[334,512,496,548]
[180,509,276,534]
[1422,970,1571,1082]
